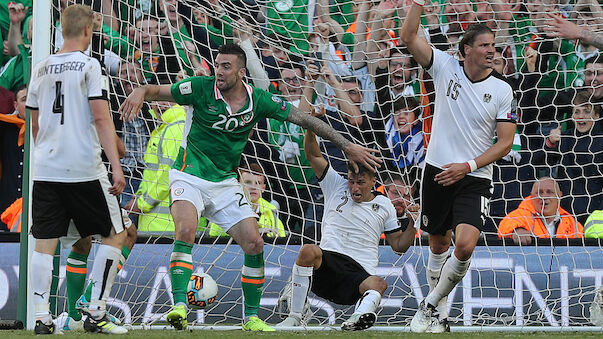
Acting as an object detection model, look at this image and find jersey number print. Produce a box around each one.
[53,81,65,124]
[446,79,462,100]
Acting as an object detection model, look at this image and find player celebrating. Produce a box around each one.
[26,4,127,335]
[400,1,516,332]
[119,43,381,331]
[276,129,417,330]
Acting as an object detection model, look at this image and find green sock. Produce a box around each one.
[84,245,131,302]
[66,251,88,321]
[170,241,193,306]
[241,252,265,317]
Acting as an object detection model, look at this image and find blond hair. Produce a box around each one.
[61,4,94,39]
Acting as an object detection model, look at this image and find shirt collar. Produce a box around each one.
[213,80,254,116]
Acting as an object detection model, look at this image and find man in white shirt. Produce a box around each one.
[276,129,417,331]
[401,0,516,333]
[26,4,127,335]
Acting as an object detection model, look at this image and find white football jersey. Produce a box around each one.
[425,48,515,180]
[26,51,110,182]
[319,166,400,275]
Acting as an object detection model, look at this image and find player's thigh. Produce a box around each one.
[358,275,387,295]
[420,164,455,236]
[32,181,71,240]
[169,170,205,239]
[311,251,369,305]
[170,200,201,242]
[203,178,256,234]
[227,217,263,254]
[69,177,124,239]
[428,230,453,254]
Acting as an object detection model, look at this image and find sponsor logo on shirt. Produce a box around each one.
[179,82,192,95]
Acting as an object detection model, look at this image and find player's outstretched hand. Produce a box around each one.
[344,143,381,173]
[109,169,126,196]
[119,87,146,122]
[546,13,582,40]
[434,162,468,186]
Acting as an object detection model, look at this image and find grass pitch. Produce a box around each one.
[2,330,602,338]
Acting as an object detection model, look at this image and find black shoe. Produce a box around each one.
[83,312,127,334]
[34,320,55,335]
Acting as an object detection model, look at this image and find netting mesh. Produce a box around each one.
[40,0,603,328]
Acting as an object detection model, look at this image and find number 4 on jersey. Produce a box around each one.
[53,81,64,124]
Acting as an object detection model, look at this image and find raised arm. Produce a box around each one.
[287,105,382,173]
[400,1,433,68]
[547,13,603,50]
[119,84,174,122]
[303,129,329,179]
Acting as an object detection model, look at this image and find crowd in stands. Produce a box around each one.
[0,0,601,241]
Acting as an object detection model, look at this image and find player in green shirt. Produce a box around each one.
[120,43,380,331]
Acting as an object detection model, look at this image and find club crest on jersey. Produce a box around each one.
[372,204,379,212]
[173,188,184,196]
[483,93,492,103]
[422,215,428,227]
[241,112,254,124]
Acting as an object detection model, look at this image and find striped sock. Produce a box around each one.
[84,245,130,302]
[170,241,193,306]
[66,251,88,321]
[241,252,265,317]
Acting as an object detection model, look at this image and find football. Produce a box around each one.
[187,273,218,309]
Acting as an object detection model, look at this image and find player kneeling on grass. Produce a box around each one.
[277,129,418,330]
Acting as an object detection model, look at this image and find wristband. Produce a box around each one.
[467,159,478,172]
[413,0,425,5]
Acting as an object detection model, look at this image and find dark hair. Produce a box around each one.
[217,43,247,69]
[585,54,603,66]
[341,75,361,87]
[14,84,27,96]
[458,23,494,58]
[265,32,292,52]
[393,96,420,116]
[573,90,601,116]
[389,47,418,69]
[346,162,375,178]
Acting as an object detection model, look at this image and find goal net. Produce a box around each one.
[31,0,603,329]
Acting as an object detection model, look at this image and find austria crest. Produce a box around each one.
[483,93,492,103]
[372,204,379,212]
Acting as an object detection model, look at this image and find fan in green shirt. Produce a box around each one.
[119,43,380,332]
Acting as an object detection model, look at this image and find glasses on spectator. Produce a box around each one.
[283,77,301,84]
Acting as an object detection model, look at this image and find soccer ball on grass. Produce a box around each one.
[187,273,218,309]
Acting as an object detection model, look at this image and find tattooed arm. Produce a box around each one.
[548,13,603,50]
[287,105,381,172]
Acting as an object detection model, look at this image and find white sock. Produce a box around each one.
[427,249,449,320]
[354,290,381,315]
[89,244,121,319]
[32,251,53,324]
[290,264,313,317]
[425,252,470,308]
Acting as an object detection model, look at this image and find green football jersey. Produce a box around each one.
[171,76,291,182]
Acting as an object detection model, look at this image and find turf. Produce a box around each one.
[2,330,602,338]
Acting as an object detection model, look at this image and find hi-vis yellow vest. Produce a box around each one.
[208,198,286,237]
[136,105,205,231]
[585,210,603,238]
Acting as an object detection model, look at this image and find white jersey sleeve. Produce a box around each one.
[382,201,400,234]
[86,59,109,101]
[318,165,348,200]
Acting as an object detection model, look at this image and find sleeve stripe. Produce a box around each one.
[25,105,38,110]
[425,51,435,70]
[496,119,516,123]
[89,95,109,101]
[317,163,330,182]
[384,227,402,234]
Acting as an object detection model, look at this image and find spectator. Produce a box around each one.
[498,177,584,245]
[265,0,316,55]
[267,63,314,233]
[382,173,420,232]
[584,210,603,238]
[540,90,602,224]
[0,86,21,231]
[0,0,31,66]
[110,62,151,207]
[209,164,286,238]
[384,97,425,177]
[132,16,180,84]
[584,55,603,107]
[0,2,30,92]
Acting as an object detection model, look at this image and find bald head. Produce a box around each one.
[530,177,562,216]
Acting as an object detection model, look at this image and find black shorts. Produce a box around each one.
[419,164,492,236]
[311,250,371,305]
[32,177,124,239]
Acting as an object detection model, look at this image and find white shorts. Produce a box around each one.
[169,169,257,233]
